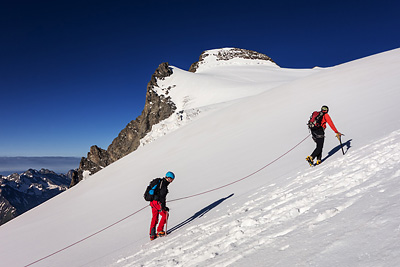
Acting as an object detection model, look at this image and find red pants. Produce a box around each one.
[149,200,168,235]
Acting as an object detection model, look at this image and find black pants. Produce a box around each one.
[311,128,325,161]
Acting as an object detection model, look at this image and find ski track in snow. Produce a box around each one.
[114,130,400,267]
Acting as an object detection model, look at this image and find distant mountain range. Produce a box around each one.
[0,168,72,225]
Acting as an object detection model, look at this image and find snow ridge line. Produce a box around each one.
[23,134,311,267]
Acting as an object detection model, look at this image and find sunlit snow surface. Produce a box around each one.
[0,48,399,267]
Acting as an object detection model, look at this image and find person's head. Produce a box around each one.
[321,105,329,113]
[165,171,175,183]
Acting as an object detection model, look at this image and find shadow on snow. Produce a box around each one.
[322,138,352,163]
[167,193,234,234]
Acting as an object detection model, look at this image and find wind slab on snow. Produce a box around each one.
[1,48,400,267]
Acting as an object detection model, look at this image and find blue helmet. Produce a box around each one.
[165,171,175,179]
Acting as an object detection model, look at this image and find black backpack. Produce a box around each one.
[144,178,161,201]
[307,111,324,129]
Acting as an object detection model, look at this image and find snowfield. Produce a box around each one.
[118,130,400,267]
[0,47,399,267]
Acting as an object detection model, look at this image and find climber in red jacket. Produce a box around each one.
[306,105,342,166]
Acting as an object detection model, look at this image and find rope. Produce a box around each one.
[24,134,311,266]
[170,134,311,202]
[24,206,147,267]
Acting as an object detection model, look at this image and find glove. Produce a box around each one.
[163,206,170,212]
[336,132,342,139]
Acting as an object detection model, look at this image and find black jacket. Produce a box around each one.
[153,178,170,209]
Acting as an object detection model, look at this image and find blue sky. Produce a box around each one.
[1,0,399,157]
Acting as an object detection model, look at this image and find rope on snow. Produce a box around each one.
[24,134,311,266]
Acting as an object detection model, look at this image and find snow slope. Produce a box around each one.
[141,51,313,146]
[0,48,399,267]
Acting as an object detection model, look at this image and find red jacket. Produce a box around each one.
[321,113,338,133]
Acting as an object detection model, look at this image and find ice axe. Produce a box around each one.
[165,210,169,236]
[337,133,345,155]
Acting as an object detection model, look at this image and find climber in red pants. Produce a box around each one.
[149,171,175,240]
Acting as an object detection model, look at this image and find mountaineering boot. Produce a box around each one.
[157,231,166,237]
[150,227,157,240]
[306,156,314,166]
[316,159,322,165]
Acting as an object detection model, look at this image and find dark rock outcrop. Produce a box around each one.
[0,194,17,225]
[189,48,277,72]
[72,63,176,187]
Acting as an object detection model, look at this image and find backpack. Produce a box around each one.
[144,178,161,201]
[307,111,324,129]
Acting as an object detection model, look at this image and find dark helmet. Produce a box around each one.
[165,171,175,179]
[321,105,329,113]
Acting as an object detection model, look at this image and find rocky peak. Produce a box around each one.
[73,49,276,186]
[189,48,277,72]
[149,62,173,87]
[73,63,176,187]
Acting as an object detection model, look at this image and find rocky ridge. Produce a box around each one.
[73,63,176,186]
[189,48,277,72]
[74,48,277,186]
